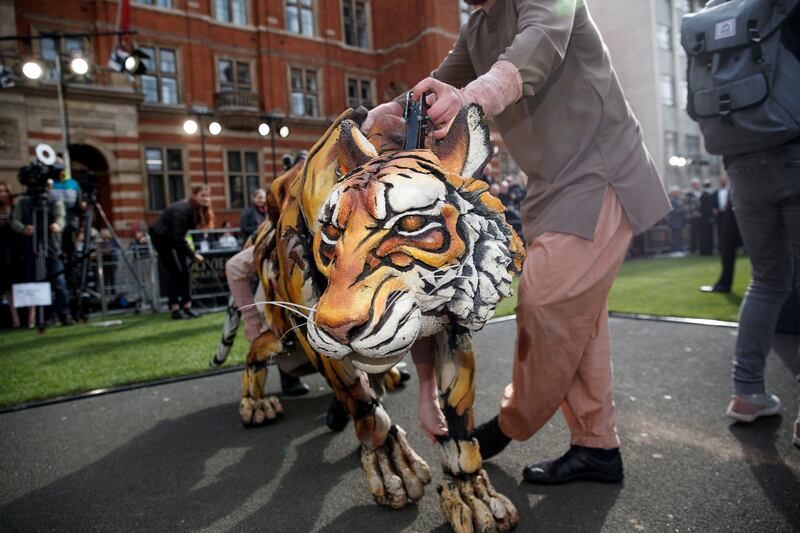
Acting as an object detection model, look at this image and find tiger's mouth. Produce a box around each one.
[306,292,422,373]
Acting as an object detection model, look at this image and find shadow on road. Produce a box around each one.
[729,416,800,528]
[0,395,351,531]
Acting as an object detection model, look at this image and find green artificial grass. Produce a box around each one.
[0,255,750,407]
[494,254,750,322]
[0,311,247,407]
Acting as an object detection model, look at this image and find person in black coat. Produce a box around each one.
[698,179,717,255]
[701,175,741,293]
[149,184,214,319]
[239,188,267,240]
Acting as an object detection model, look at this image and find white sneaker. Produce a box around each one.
[725,393,782,423]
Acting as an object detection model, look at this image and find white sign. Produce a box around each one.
[12,283,52,307]
[715,18,737,40]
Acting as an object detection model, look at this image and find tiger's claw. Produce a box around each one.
[360,425,432,508]
[239,395,283,426]
[438,469,518,533]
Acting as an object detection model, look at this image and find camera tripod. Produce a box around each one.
[75,190,155,321]
[30,191,52,333]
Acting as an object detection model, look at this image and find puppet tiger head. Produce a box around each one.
[303,105,524,373]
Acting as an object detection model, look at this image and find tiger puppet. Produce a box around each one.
[229,104,524,532]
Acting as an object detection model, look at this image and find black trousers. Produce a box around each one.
[716,209,742,290]
[151,235,192,306]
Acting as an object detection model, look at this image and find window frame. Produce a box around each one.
[35,31,91,82]
[345,76,374,109]
[224,149,262,209]
[138,45,180,106]
[286,0,316,37]
[342,0,370,49]
[143,146,187,212]
[288,66,322,118]
[133,0,173,8]
[213,0,249,25]
[216,57,254,93]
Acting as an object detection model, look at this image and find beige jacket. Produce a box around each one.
[433,0,671,241]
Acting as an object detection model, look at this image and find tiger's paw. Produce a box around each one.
[361,425,432,509]
[239,395,283,426]
[382,367,412,392]
[438,469,518,533]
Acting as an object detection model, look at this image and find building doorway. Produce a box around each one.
[69,144,112,226]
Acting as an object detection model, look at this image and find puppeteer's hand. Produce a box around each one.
[419,397,449,444]
[193,253,204,263]
[411,77,469,140]
[360,101,404,135]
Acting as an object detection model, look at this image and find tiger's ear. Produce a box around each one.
[301,107,377,231]
[434,104,493,179]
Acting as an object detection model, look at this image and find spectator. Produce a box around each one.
[50,156,83,318]
[685,178,702,254]
[698,179,717,255]
[498,179,512,207]
[217,221,240,249]
[1,182,26,328]
[11,179,73,326]
[99,228,119,295]
[667,186,687,252]
[700,175,741,293]
[240,188,267,240]
[148,184,214,320]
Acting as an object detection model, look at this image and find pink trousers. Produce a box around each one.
[498,187,633,449]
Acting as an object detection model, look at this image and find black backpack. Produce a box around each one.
[681,0,800,156]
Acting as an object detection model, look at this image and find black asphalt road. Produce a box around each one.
[1,317,798,532]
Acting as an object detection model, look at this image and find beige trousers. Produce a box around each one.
[498,187,633,449]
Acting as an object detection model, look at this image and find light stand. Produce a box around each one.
[259,114,290,179]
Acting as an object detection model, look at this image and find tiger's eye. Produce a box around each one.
[397,215,426,233]
[323,224,341,242]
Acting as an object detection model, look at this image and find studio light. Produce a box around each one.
[22,60,43,80]
[279,125,290,138]
[124,55,139,73]
[107,47,149,76]
[70,56,89,76]
[183,119,199,135]
[258,123,270,136]
[208,121,222,136]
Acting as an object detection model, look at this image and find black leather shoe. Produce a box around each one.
[280,370,310,396]
[699,284,730,293]
[472,416,512,460]
[326,398,350,432]
[523,446,624,485]
[183,308,201,318]
[171,309,187,320]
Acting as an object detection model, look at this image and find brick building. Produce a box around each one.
[0,0,478,237]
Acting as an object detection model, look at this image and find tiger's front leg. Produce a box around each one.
[312,353,432,508]
[433,327,518,533]
[239,331,284,426]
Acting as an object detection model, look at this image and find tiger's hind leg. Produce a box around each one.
[434,327,518,533]
[239,331,284,426]
[300,343,432,509]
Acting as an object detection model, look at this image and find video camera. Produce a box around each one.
[18,144,62,196]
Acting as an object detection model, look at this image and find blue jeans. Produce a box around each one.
[726,142,800,395]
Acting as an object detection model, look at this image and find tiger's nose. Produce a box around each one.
[318,318,364,345]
